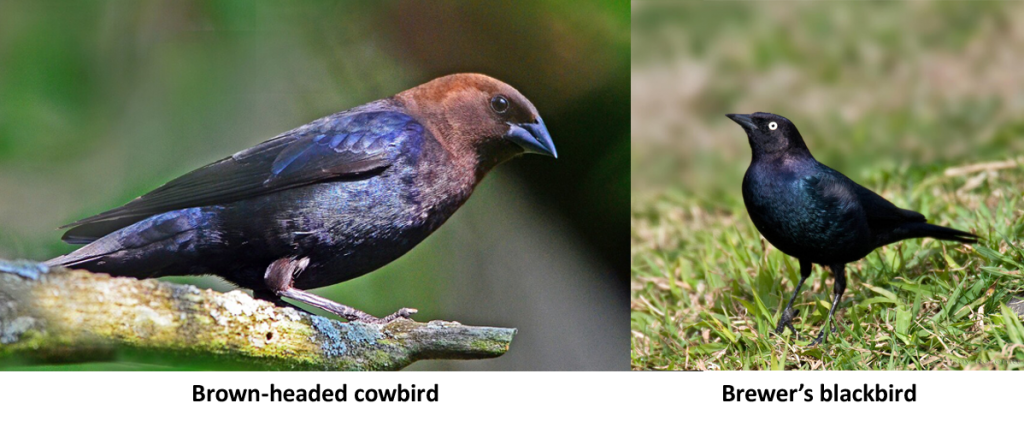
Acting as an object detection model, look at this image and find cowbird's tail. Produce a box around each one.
[45,207,215,278]
[898,222,978,244]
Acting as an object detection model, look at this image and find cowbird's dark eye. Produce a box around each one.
[490,95,510,114]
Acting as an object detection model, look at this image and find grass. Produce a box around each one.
[631,0,1024,371]
[630,159,1024,370]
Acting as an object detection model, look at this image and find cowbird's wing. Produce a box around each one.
[61,110,423,243]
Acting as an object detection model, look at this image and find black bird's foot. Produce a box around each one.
[810,322,838,346]
[264,257,417,324]
[774,307,799,336]
[810,329,827,346]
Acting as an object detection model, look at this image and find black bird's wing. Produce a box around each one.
[853,185,926,225]
[61,109,424,243]
[813,165,977,244]
[814,165,925,226]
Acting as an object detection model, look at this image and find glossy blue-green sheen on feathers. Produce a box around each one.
[732,112,976,265]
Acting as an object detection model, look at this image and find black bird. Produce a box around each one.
[47,74,557,323]
[726,112,976,345]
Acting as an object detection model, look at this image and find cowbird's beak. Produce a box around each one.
[726,114,757,131]
[507,117,557,158]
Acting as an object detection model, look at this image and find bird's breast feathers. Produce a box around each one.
[744,166,867,257]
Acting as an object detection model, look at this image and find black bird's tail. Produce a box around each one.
[897,222,978,244]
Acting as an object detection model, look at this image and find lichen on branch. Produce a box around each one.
[0,260,514,370]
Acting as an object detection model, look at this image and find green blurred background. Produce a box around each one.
[633,0,1024,200]
[0,0,629,370]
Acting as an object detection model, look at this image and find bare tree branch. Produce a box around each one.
[0,260,515,370]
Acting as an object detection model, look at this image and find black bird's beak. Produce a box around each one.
[507,117,557,158]
[726,114,757,131]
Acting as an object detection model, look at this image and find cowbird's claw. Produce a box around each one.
[361,307,418,324]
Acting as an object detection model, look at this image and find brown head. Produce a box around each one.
[394,73,556,177]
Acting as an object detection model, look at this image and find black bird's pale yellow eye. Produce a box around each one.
[490,95,510,114]
[768,121,778,130]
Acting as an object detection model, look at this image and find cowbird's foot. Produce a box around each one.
[264,257,417,324]
[774,307,799,336]
[322,305,416,324]
[358,307,418,324]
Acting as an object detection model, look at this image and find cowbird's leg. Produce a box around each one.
[252,289,320,316]
[263,257,416,324]
[775,259,813,337]
[811,263,847,346]
[253,289,295,308]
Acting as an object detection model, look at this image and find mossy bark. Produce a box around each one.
[0,260,514,370]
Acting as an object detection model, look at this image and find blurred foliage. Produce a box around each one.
[0,0,629,370]
[633,0,1024,201]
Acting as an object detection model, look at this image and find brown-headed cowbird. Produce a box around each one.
[47,73,557,323]
[727,112,976,344]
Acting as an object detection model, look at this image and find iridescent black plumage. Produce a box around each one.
[727,112,976,344]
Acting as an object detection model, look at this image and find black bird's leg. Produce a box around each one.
[811,263,847,346]
[263,257,417,324]
[775,259,813,337]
